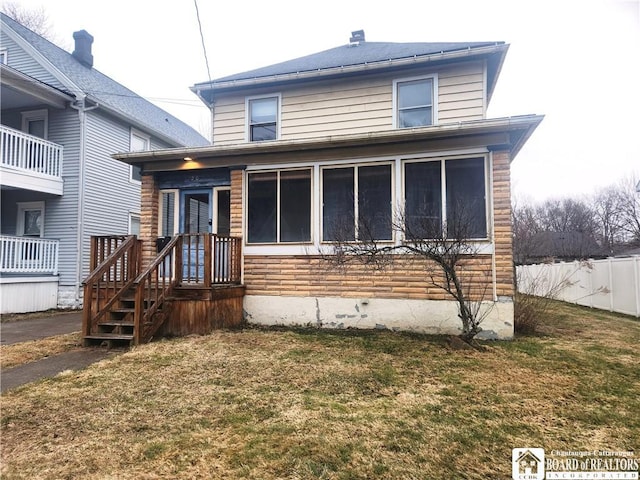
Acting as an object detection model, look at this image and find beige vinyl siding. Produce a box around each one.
[438,62,485,123]
[212,95,246,144]
[281,78,392,140]
[212,60,485,145]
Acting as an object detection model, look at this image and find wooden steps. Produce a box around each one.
[83,286,164,348]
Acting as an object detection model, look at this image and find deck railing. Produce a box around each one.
[180,233,242,286]
[0,235,59,274]
[0,125,63,177]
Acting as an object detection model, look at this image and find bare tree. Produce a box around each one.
[591,186,626,255]
[616,174,640,245]
[323,200,493,345]
[1,2,59,44]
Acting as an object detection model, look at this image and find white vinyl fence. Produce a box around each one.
[517,256,640,317]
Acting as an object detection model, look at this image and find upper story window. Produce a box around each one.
[247,95,280,142]
[21,110,48,139]
[0,50,7,64]
[129,129,150,183]
[394,75,437,128]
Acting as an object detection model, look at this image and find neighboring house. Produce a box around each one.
[108,30,542,343]
[0,13,208,313]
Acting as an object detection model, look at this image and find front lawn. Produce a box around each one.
[1,300,638,479]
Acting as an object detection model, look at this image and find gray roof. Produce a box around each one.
[196,41,503,86]
[1,13,208,147]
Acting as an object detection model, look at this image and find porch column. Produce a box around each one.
[140,172,159,269]
[229,167,244,238]
[490,149,514,298]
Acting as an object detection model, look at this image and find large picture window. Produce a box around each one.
[404,157,487,239]
[247,169,311,243]
[322,164,392,242]
[395,76,435,128]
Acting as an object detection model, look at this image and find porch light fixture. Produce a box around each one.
[184,156,194,162]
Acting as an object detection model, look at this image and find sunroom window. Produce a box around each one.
[322,164,392,242]
[404,157,487,239]
[247,169,311,243]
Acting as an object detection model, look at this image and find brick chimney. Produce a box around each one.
[72,30,94,68]
[349,30,365,45]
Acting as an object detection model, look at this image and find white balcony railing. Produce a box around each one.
[0,124,62,177]
[0,235,59,275]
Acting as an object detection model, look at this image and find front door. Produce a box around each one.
[181,190,211,282]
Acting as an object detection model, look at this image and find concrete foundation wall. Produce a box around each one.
[244,295,514,339]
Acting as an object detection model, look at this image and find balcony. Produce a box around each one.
[0,125,63,195]
[0,235,59,275]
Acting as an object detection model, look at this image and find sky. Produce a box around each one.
[8,0,640,202]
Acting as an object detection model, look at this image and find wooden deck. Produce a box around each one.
[82,234,243,347]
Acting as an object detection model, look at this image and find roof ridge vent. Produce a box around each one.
[349,30,365,46]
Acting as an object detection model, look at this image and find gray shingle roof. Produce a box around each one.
[1,13,208,147]
[199,41,503,85]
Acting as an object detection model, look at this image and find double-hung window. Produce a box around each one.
[247,169,311,243]
[322,164,392,242]
[248,95,279,142]
[404,157,487,239]
[395,76,436,128]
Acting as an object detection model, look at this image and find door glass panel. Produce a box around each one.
[23,209,42,237]
[184,193,210,234]
[28,119,46,139]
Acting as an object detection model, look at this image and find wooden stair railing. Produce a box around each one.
[83,233,243,346]
[82,236,140,343]
[132,235,181,344]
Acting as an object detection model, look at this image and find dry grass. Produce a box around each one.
[1,332,82,369]
[1,300,638,479]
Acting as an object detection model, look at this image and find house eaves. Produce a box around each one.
[1,17,85,101]
[114,114,543,170]
[191,43,508,106]
[1,63,75,109]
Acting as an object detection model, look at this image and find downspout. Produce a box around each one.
[70,98,99,307]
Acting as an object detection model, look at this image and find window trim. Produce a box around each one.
[392,74,438,129]
[213,186,231,236]
[402,155,489,241]
[158,189,180,236]
[245,93,281,142]
[128,212,141,237]
[320,162,395,243]
[0,49,7,64]
[21,109,48,139]
[129,128,150,184]
[16,201,45,237]
[245,167,313,245]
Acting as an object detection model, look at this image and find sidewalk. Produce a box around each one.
[1,311,119,392]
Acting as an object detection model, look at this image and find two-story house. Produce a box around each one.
[0,13,208,314]
[106,31,542,344]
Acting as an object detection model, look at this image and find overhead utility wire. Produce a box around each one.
[193,0,213,88]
